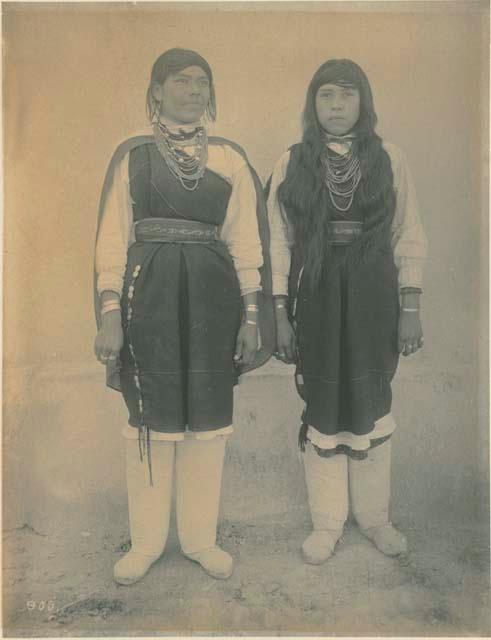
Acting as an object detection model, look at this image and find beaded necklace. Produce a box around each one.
[153,121,208,192]
[323,137,361,213]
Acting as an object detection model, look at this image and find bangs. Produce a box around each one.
[330,79,356,88]
[304,58,377,136]
[313,61,364,94]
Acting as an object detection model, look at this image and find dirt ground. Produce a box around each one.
[3,511,490,637]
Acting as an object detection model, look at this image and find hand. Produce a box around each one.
[275,316,297,364]
[234,323,259,366]
[398,310,424,357]
[94,311,123,364]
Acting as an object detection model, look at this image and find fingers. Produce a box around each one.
[274,346,291,363]
[283,344,295,363]
[290,335,298,363]
[234,332,258,366]
[285,335,297,363]
[94,341,119,365]
[284,349,296,364]
[402,344,414,357]
[275,352,295,364]
[398,337,405,354]
[240,340,257,365]
[233,339,243,364]
[241,348,255,366]
[96,351,118,365]
[401,338,424,357]
[275,330,297,363]
[275,352,289,363]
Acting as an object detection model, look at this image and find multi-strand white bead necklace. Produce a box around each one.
[153,121,208,191]
[323,137,361,213]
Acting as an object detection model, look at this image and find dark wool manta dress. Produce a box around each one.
[119,143,242,433]
[286,145,400,457]
[94,134,274,439]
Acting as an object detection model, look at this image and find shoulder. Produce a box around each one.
[128,129,155,147]
[273,147,294,175]
[208,136,247,157]
[283,142,305,167]
[208,137,263,181]
[208,137,250,174]
[381,141,408,173]
[106,128,155,169]
[113,127,154,150]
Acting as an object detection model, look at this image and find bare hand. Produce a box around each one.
[275,317,297,364]
[94,311,123,364]
[398,310,424,356]
[234,323,259,366]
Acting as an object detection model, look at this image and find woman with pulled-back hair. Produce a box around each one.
[94,48,273,585]
[268,59,427,564]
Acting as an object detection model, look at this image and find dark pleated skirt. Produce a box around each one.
[119,240,241,432]
[295,244,400,442]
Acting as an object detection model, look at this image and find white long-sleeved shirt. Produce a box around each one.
[96,135,263,297]
[267,142,428,294]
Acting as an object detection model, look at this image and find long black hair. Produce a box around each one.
[146,48,217,122]
[278,59,396,288]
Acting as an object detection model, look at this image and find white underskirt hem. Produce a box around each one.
[122,424,234,441]
[307,413,397,451]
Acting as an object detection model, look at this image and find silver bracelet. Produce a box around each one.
[245,319,257,326]
[101,304,121,315]
[401,308,419,312]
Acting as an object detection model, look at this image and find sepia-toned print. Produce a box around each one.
[3,1,489,636]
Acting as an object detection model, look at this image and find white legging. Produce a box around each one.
[125,435,227,558]
[302,439,392,532]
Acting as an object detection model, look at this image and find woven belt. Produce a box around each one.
[134,218,220,243]
[328,221,363,245]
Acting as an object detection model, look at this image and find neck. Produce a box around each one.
[158,114,203,133]
[324,133,355,157]
[324,131,356,140]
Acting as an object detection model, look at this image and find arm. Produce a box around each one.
[219,147,263,366]
[233,291,260,366]
[219,148,263,296]
[94,154,132,364]
[388,144,428,356]
[95,153,132,297]
[267,151,297,363]
[267,150,294,297]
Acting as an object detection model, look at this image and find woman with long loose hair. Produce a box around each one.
[268,59,427,564]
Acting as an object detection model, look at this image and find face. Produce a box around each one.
[315,83,360,136]
[153,65,211,124]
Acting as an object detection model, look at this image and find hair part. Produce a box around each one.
[145,48,217,123]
